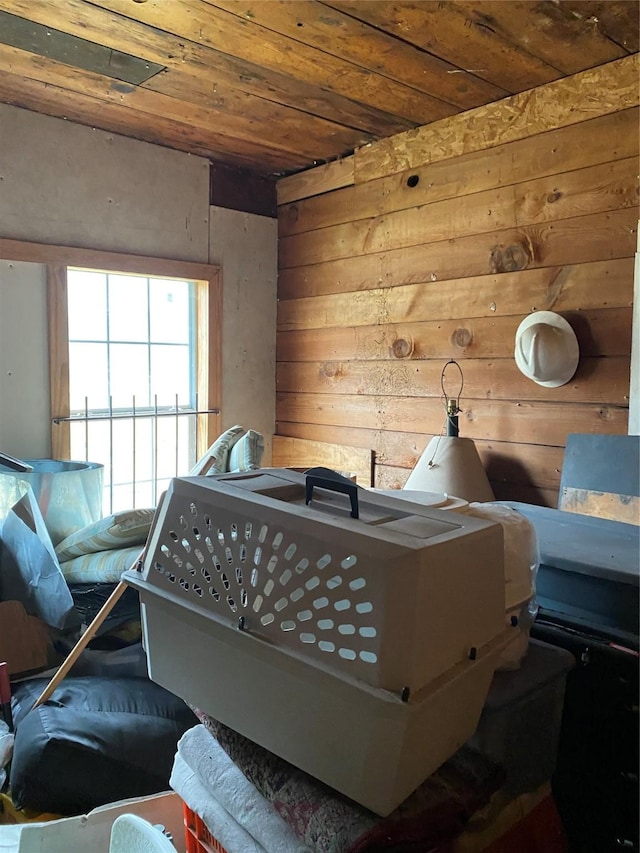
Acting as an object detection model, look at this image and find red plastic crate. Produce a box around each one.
[183,801,229,853]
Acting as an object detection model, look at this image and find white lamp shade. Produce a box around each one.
[405,436,495,503]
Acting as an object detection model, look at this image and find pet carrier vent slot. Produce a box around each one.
[150,506,379,668]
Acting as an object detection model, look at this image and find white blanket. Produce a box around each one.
[170,725,311,853]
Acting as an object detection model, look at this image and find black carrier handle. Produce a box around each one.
[305,467,359,519]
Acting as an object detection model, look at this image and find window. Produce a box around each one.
[66,269,197,511]
[46,249,221,514]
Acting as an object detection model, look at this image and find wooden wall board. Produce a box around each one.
[279,157,639,268]
[476,441,565,490]
[277,207,638,299]
[489,482,559,509]
[277,157,354,206]
[369,462,559,508]
[278,108,639,237]
[353,55,639,183]
[271,435,373,486]
[277,259,634,330]
[276,357,631,407]
[276,421,428,469]
[276,392,628,446]
[560,489,639,525]
[276,307,632,363]
[274,420,566,491]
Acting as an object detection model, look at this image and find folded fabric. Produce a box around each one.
[175,725,310,853]
[60,545,143,584]
[228,430,264,472]
[203,426,247,475]
[55,508,155,561]
[199,716,505,853]
[171,752,267,853]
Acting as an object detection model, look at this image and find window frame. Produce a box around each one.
[0,238,221,464]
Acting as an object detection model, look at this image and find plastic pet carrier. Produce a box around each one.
[124,469,513,815]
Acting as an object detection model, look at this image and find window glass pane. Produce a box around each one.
[150,279,190,344]
[67,270,107,340]
[150,344,191,406]
[69,343,109,410]
[132,417,154,483]
[65,269,199,514]
[109,343,150,408]
[108,275,148,342]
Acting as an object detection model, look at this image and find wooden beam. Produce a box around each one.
[47,265,70,460]
[0,238,219,281]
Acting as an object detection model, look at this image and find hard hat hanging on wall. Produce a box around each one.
[514,311,580,387]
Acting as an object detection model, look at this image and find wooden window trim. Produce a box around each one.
[0,238,221,460]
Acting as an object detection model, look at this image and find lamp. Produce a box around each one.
[404,361,495,503]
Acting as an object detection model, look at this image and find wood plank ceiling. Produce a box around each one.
[0,0,637,177]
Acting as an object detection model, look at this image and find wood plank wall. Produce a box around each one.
[275,56,639,507]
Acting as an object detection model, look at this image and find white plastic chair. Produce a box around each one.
[109,813,177,853]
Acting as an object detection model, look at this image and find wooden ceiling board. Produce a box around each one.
[451,1,630,74]
[206,0,510,109]
[0,0,636,177]
[0,42,323,167]
[0,0,415,138]
[322,1,567,90]
[91,0,461,124]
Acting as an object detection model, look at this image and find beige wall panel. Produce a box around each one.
[0,260,51,458]
[209,207,277,464]
[278,259,634,330]
[278,207,637,300]
[354,55,639,182]
[279,108,640,237]
[0,104,210,262]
